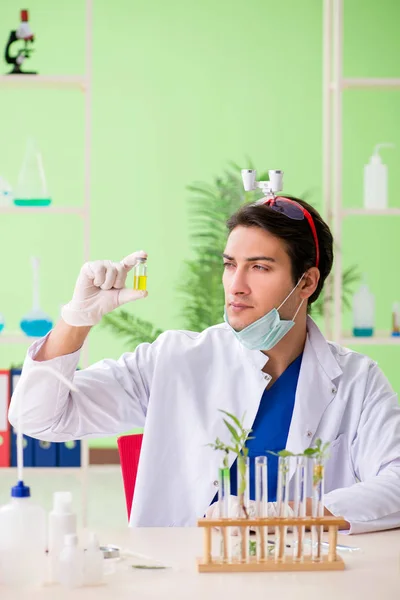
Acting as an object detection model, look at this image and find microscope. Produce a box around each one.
[4,10,37,75]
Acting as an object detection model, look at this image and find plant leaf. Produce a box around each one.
[303,448,317,456]
[222,419,241,443]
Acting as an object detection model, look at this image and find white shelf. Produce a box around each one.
[0,75,87,91]
[330,78,400,90]
[0,206,85,216]
[0,467,82,475]
[341,332,400,346]
[0,465,120,475]
[0,332,40,344]
[342,208,400,216]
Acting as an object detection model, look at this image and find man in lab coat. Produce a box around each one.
[9,197,400,533]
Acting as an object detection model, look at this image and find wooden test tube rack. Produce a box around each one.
[197,516,348,573]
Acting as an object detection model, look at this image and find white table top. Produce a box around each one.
[1,527,400,599]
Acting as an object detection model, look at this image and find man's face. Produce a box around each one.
[223,225,299,331]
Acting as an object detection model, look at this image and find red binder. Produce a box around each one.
[0,370,11,467]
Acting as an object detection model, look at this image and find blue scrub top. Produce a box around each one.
[229,353,302,502]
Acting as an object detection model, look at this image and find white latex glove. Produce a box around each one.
[206,495,294,535]
[61,251,148,327]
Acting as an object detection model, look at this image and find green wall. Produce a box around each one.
[1,0,399,448]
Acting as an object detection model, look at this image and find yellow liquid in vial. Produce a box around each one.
[133,275,147,291]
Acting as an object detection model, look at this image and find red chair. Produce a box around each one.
[117,433,143,520]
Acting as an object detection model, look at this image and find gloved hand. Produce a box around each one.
[206,495,294,535]
[61,251,148,327]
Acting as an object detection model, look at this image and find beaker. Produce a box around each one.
[14,138,52,207]
[20,257,53,337]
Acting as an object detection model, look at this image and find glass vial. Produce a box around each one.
[255,456,268,561]
[133,258,147,291]
[218,455,231,562]
[293,456,307,562]
[311,456,325,562]
[275,456,290,562]
[236,455,249,563]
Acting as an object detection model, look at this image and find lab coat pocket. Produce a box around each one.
[324,433,355,494]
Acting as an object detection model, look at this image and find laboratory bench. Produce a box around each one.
[1,526,399,599]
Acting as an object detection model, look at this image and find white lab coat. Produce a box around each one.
[8,317,400,533]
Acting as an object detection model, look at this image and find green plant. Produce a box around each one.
[270,438,330,487]
[270,438,330,461]
[207,409,253,518]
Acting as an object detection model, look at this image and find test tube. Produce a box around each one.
[293,456,307,561]
[218,455,231,562]
[311,457,325,562]
[133,257,147,291]
[255,456,268,561]
[275,456,290,562]
[236,455,249,563]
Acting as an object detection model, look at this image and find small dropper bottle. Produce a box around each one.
[133,257,147,291]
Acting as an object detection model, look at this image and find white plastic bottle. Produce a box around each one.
[48,491,77,583]
[0,480,46,587]
[352,275,375,337]
[84,533,104,586]
[364,143,394,210]
[58,534,84,589]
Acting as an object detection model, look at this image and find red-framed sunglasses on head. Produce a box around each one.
[263,196,320,269]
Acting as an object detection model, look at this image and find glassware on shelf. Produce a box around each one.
[0,176,13,206]
[14,138,52,207]
[218,455,231,563]
[255,456,268,561]
[311,456,325,562]
[20,257,53,337]
[293,456,307,562]
[0,313,4,333]
[275,455,290,562]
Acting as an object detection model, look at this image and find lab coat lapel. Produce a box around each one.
[205,342,269,495]
[286,317,342,479]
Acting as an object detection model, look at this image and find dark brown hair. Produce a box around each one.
[226,197,333,308]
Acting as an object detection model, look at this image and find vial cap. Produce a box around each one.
[11,480,30,498]
[53,491,72,513]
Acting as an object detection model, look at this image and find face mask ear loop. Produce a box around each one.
[292,298,305,321]
[277,273,306,312]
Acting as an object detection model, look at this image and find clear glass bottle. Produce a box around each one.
[133,258,147,291]
[311,456,325,562]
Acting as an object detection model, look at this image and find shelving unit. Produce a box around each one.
[0,1,93,526]
[323,0,400,346]
[0,74,87,90]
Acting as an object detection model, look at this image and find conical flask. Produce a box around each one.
[20,257,53,337]
[14,138,52,207]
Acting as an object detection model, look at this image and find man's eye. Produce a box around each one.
[223,262,235,269]
[253,265,269,272]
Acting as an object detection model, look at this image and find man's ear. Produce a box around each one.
[299,268,320,300]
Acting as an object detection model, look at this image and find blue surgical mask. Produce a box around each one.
[224,276,305,351]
